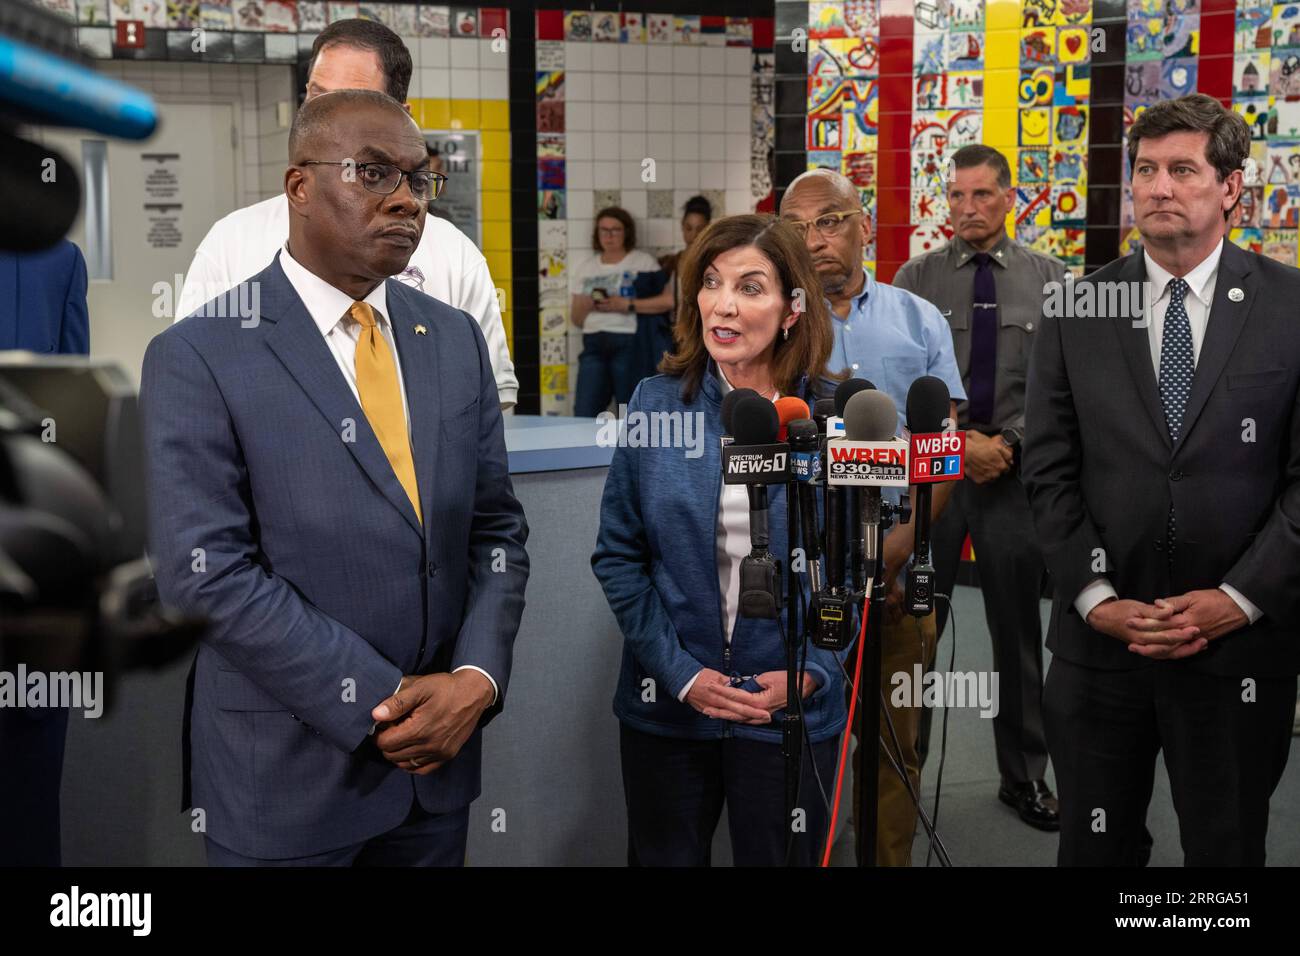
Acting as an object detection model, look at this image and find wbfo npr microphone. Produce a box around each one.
[903,377,966,617]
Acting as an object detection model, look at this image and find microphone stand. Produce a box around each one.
[856,492,910,867]
[783,478,802,865]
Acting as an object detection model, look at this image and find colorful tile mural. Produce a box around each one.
[802,0,1300,277]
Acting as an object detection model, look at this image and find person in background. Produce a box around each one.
[570,206,659,416]
[177,18,518,410]
[780,168,965,866]
[891,143,1063,832]
[0,239,89,354]
[592,214,846,866]
[611,195,715,381]
[0,237,89,866]
[425,144,451,222]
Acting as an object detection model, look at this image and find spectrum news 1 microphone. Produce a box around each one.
[720,387,759,438]
[904,376,966,617]
[722,394,789,619]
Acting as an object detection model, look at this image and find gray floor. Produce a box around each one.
[825,584,1300,867]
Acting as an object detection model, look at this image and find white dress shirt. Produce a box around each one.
[176,194,518,408]
[1073,238,1262,625]
[277,245,500,715]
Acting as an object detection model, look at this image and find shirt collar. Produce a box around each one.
[278,244,390,337]
[1143,237,1223,307]
[951,232,1012,268]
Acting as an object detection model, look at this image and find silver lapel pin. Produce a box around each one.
[1227,288,1244,302]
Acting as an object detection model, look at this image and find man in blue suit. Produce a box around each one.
[0,240,89,354]
[140,90,529,866]
[0,239,89,866]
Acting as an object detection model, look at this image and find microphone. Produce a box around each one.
[834,379,876,591]
[774,396,809,442]
[841,390,906,572]
[721,387,760,438]
[723,395,789,619]
[787,417,821,594]
[904,376,955,616]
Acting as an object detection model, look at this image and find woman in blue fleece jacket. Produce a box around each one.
[592,214,848,866]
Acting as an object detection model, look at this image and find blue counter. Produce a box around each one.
[505,414,613,473]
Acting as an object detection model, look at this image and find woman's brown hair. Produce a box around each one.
[591,206,636,252]
[659,214,841,403]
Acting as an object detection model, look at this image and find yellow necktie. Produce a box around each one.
[349,301,422,525]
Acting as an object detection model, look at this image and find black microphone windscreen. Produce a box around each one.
[0,136,81,252]
[906,376,950,433]
[787,418,818,447]
[834,378,875,416]
[813,398,836,420]
[843,390,899,441]
[731,395,779,445]
[721,387,759,435]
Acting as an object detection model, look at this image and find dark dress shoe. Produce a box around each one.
[998,779,1060,832]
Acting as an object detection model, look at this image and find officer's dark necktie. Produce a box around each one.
[968,251,998,425]
[1158,276,1193,551]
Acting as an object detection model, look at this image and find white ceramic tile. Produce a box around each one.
[646,45,672,74]
[620,103,647,132]
[726,107,749,133]
[726,132,750,161]
[592,101,620,132]
[479,38,505,67]
[594,161,620,188]
[698,75,724,105]
[568,189,595,219]
[672,44,700,74]
[449,36,478,69]
[673,104,700,132]
[567,69,592,102]
[674,134,700,161]
[619,71,647,103]
[646,102,673,132]
[620,160,646,190]
[726,188,751,215]
[593,131,619,160]
[565,41,591,71]
[647,219,674,247]
[620,44,647,72]
[725,47,751,74]
[450,69,478,99]
[619,131,647,159]
[725,75,749,104]
[676,161,700,188]
[566,130,594,159]
[566,100,594,131]
[701,161,725,190]
[621,189,647,218]
[591,42,620,72]
[725,161,749,190]
[567,160,594,189]
[419,38,448,67]
[672,74,699,103]
[480,69,508,99]
[699,133,724,161]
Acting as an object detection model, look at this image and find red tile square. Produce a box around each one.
[480,8,507,38]
[752,17,774,50]
[536,9,563,42]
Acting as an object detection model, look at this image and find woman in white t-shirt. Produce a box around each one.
[569,207,660,417]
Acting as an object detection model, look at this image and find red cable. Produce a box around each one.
[820,588,872,867]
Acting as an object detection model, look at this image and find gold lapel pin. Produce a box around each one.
[414,324,428,335]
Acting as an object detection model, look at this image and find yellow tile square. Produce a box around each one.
[986,0,1021,36]
[485,250,510,284]
[984,68,1019,109]
[481,220,511,252]
[481,159,510,191]
[480,99,510,130]
[482,129,510,160]
[482,189,511,222]
[984,108,1019,148]
[449,99,480,129]
[424,100,451,129]
[984,28,1020,72]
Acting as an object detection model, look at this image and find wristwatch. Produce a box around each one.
[1000,426,1023,449]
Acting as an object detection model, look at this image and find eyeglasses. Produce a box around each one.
[301,161,447,201]
[784,209,862,239]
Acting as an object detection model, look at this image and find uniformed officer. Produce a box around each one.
[892,144,1063,831]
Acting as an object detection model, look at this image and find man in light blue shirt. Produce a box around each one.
[781,168,964,866]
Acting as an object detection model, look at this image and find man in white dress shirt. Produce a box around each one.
[177,18,518,409]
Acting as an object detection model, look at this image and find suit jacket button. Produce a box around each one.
[1153,540,1164,551]
[427,561,437,577]
[1169,470,1183,481]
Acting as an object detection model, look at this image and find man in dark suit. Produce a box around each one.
[0,238,89,866]
[0,240,89,354]
[1024,93,1300,866]
[140,89,529,865]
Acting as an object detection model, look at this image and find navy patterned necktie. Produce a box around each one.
[968,252,998,425]
[1158,276,1193,551]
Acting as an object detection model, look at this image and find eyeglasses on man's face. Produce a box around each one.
[784,209,862,239]
[301,160,448,201]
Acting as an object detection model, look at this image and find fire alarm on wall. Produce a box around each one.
[115,20,146,48]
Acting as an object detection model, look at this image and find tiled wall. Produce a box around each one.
[530,9,776,417]
[771,0,1264,281]
[406,31,514,346]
